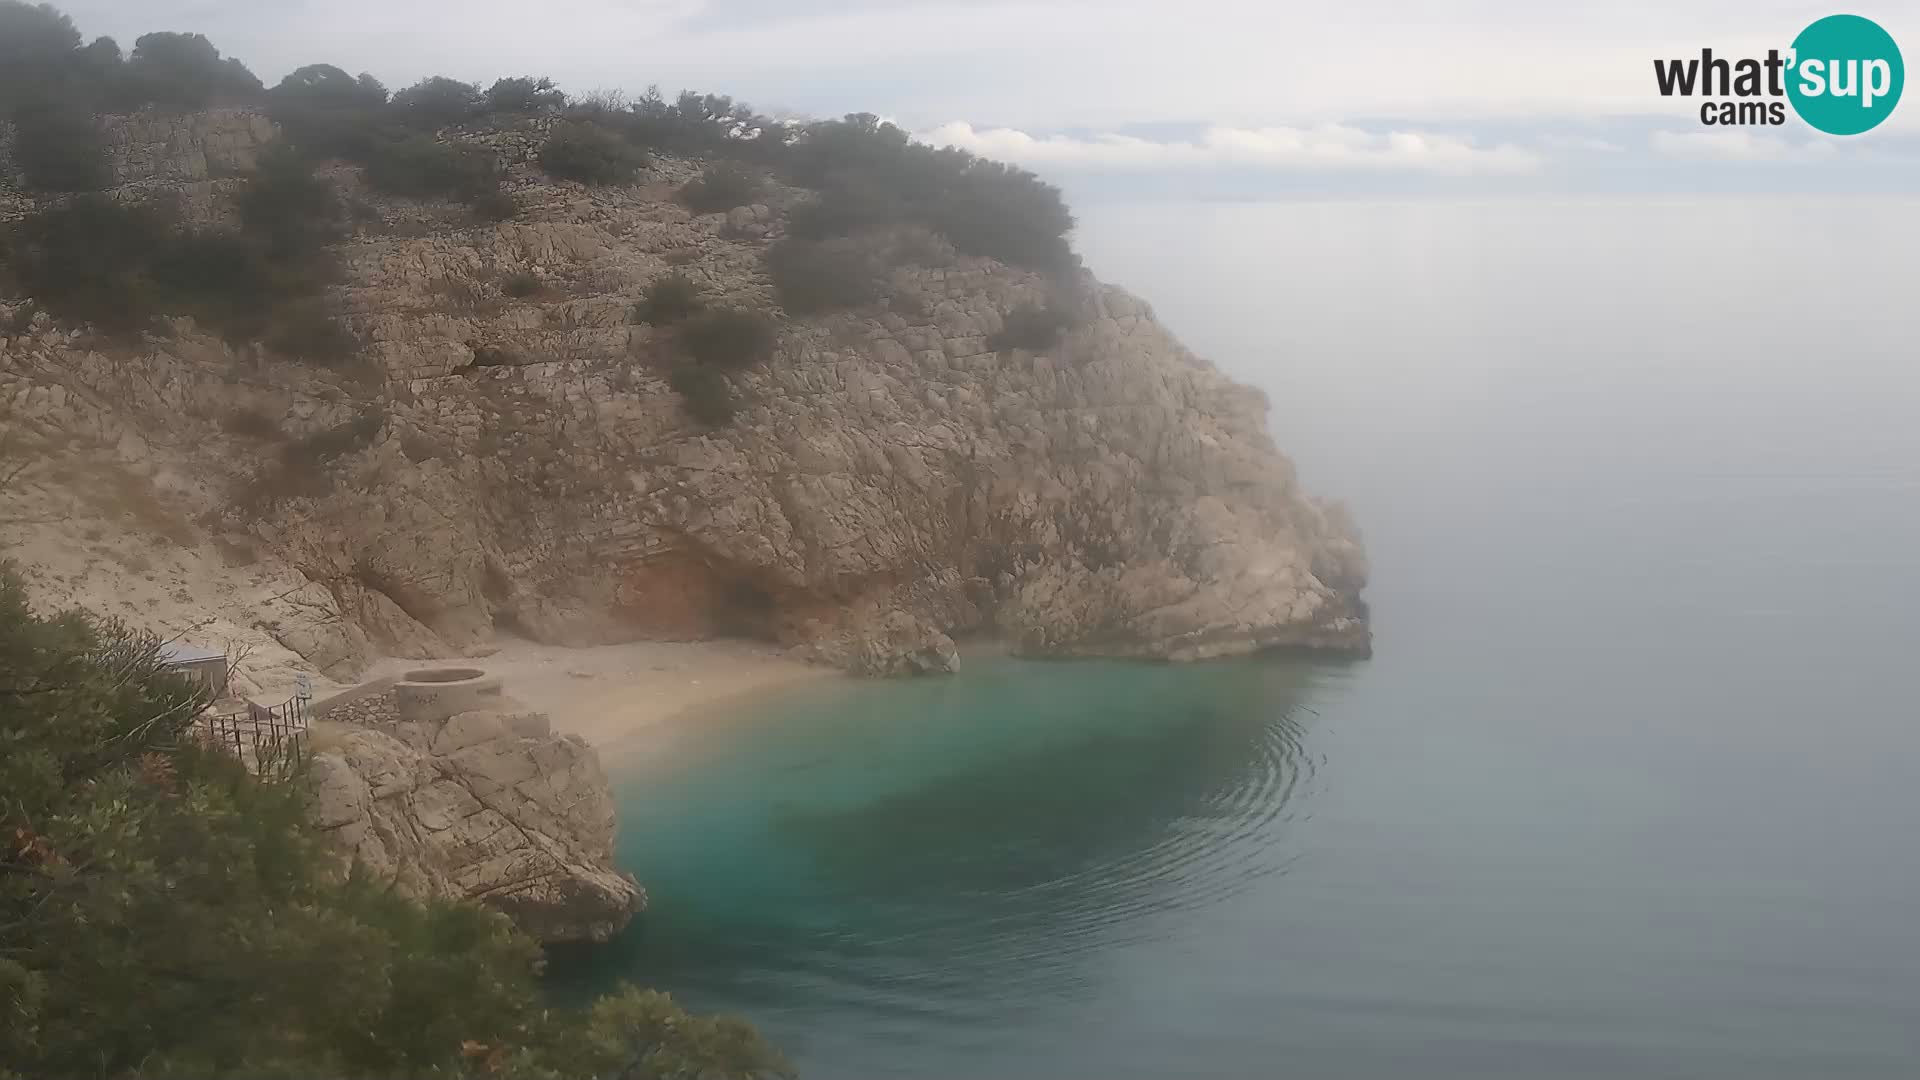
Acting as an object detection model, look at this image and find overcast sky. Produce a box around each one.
[55,0,1920,198]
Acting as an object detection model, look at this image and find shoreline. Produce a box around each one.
[364,636,842,759]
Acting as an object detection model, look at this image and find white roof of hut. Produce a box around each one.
[158,642,226,665]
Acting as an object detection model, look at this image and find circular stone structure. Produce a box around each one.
[393,667,505,725]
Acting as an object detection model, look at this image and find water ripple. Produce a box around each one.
[555,655,1331,1036]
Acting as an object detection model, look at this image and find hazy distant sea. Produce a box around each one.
[555,198,1920,1079]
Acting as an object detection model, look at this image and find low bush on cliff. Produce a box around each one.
[484,75,565,114]
[767,237,884,314]
[1,149,345,346]
[539,121,647,185]
[237,144,345,260]
[263,67,507,211]
[680,307,777,370]
[616,87,787,161]
[0,564,792,1080]
[4,0,1088,345]
[502,271,543,298]
[9,99,112,191]
[262,298,360,366]
[363,135,502,201]
[267,63,397,159]
[636,272,704,325]
[0,1,85,108]
[391,75,483,129]
[220,406,284,440]
[784,113,1076,273]
[118,31,262,109]
[469,187,520,223]
[1,195,172,333]
[669,363,737,426]
[989,301,1075,352]
[679,161,762,214]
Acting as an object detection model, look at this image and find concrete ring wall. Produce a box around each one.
[393,668,504,724]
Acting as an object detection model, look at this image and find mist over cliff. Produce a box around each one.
[0,6,1368,685]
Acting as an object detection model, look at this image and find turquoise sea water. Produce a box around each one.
[557,199,1920,1078]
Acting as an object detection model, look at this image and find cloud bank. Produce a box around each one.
[918,122,1543,175]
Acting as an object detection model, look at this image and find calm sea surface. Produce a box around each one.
[555,199,1920,1078]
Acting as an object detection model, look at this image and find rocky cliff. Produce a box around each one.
[306,692,643,944]
[0,109,1369,685]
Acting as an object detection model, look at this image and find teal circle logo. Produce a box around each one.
[1786,14,1904,135]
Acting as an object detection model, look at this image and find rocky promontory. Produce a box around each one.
[0,108,1369,684]
[304,674,642,943]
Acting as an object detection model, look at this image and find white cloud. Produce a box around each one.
[1648,130,1840,161]
[918,122,1543,175]
[1537,134,1626,153]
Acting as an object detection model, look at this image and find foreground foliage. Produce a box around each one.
[0,566,792,1080]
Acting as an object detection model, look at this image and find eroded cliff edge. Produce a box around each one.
[0,110,1369,680]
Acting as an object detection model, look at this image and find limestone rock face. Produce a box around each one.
[305,707,643,943]
[0,107,1370,679]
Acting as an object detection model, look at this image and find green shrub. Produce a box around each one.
[538,120,646,185]
[636,272,703,325]
[484,75,564,113]
[501,271,542,298]
[272,62,388,109]
[785,112,914,187]
[391,75,482,128]
[0,2,82,108]
[2,146,350,345]
[471,344,522,367]
[267,64,394,158]
[469,187,519,222]
[767,237,883,314]
[669,364,736,426]
[236,144,342,260]
[989,301,1073,352]
[933,156,1077,272]
[678,161,761,214]
[679,307,776,370]
[270,101,400,162]
[75,33,122,77]
[563,87,628,120]
[2,195,169,333]
[149,227,277,334]
[120,30,261,108]
[263,300,359,367]
[3,182,332,346]
[783,113,1077,272]
[2,564,790,1078]
[220,406,284,440]
[9,99,111,191]
[363,135,501,200]
[784,179,904,242]
[620,87,787,161]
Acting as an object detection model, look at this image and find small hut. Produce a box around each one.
[158,642,229,698]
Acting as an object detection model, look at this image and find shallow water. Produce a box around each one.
[556,199,1920,1078]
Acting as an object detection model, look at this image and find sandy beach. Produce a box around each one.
[364,637,840,757]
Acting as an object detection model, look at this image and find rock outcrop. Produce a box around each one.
[0,108,1370,683]
[305,697,643,943]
